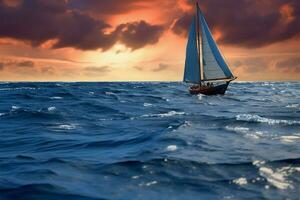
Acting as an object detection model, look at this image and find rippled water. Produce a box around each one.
[0,82,299,200]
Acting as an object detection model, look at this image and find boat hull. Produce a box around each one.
[189,82,230,95]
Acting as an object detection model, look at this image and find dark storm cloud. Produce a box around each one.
[68,0,144,15]
[115,21,164,50]
[173,0,300,48]
[0,0,164,51]
[172,12,192,37]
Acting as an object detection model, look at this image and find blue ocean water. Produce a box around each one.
[0,82,299,200]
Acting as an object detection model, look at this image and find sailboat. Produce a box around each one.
[183,2,236,95]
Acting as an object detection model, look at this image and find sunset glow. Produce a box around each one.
[0,0,299,81]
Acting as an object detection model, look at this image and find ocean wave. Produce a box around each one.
[143,103,153,107]
[225,126,263,139]
[236,114,300,125]
[50,96,63,100]
[166,145,178,152]
[1,82,300,199]
[8,106,62,119]
[57,124,76,130]
[0,184,96,200]
[47,107,57,112]
[276,135,300,143]
[258,166,297,190]
[252,159,300,190]
[232,177,248,186]
[74,102,119,113]
[11,105,21,112]
[286,104,299,108]
[141,111,185,118]
[105,92,116,95]
[0,87,37,91]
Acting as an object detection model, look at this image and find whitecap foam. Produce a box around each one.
[166,145,178,152]
[58,124,76,130]
[225,126,262,139]
[0,87,36,91]
[145,181,157,186]
[142,111,185,118]
[286,104,299,108]
[11,106,20,111]
[88,92,95,95]
[236,114,300,125]
[143,103,152,107]
[226,126,249,133]
[50,96,63,100]
[259,167,293,190]
[262,82,273,86]
[198,94,204,101]
[233,177,248,186]
[162,97,170,102]
[47,107,56,112]
[252,160,266,167]
[105,92,115,95]
[0,113,5,117]
[253,161,299,190]
[278,135,300,143]
[181,121,192,128]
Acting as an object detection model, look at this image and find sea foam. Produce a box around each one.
[233,177,248,186]
[142,111,185,118]
[236,114,300,125]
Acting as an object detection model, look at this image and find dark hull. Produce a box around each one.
[189,82,230,95]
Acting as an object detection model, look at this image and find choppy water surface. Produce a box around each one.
[0,82,300,200]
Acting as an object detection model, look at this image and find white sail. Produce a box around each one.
[199,13,234,80]
[183,18,201,83]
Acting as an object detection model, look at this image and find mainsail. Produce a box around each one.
[183,18,201,83]
[184,4,234,83]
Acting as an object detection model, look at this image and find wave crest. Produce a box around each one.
[236,114,300,125]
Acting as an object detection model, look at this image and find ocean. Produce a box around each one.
[0,82,299,200]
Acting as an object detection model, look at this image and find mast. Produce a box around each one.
[196,2,204,85]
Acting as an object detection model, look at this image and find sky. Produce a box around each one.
[0,0,299,81]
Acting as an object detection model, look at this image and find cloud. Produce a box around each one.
[84,66,111,76]
[0,62,4,70]
[227,54,300,81]
[173,0,300,48]
[115,21,164,50]
[276,57,300,73]
[152,63,169,72]
[0,0,165,51]
[68,0,145,15]
[2,60,35,68]
[0,0,116,50]
[17,60,35,67]
[134,66,144,71]
[41,66,56,75]
[172,12,192,37]
[232,58,270,73]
